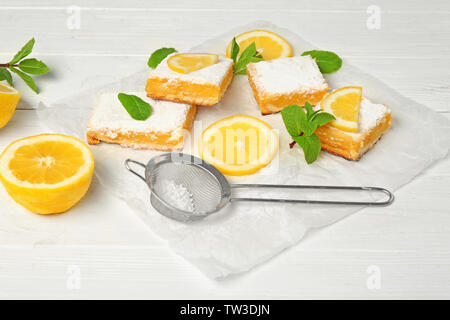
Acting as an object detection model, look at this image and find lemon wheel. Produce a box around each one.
[226,30,293,60]
[199,115,278,176]
[320,86,362,133]
[167,53,219,74]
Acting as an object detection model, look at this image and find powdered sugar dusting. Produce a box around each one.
[148,53,233,86]
[158,180,197,213]
[358,97,390,133]
[87,92,193,136]
[248,55,328,94]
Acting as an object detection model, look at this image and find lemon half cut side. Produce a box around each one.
[0,83,21,128]
[0,134,94,214]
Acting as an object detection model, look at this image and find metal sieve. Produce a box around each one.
[125,153,394,222]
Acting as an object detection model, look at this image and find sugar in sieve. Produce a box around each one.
[125,153,394,222]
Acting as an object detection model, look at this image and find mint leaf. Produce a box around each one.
[282,102,335,164]
[304,101,315,119]
[118,93,152,120]
[230,37,239,63]
[239,42,257,61]
[294,134,322,164]
[234,55,263,75]
[10,38,35,65]
[301,50,342,74]
[10,67,38,93]
[233,42,263,75]
[299,119,317,137]
[281,104,316,136]
[0,68,13,86]
[311,112,335,127]
[148,47,176,69]
[281,105,307,137]
[18,58,50,75]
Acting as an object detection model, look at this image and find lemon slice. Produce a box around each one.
[0,83,21,129]
[167,53,219,74]
[0,134,94,214]
[320,86,362,133]
[199,115,278,176]
[226,30,293,60]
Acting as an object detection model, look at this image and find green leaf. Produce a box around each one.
[299,119,317,137]
[294,134,322,164]
[234,55,263,74]
[281,105,307,137]
[10,67,38,93]
[147,47,176,69]
[239,42,257,61]
[18,58,50,75]
[301,50,342,74]
[118,93,152,120]
[304,102,315,119]
[233,42,263,74]
[230,37,239,63]
[311,112,335,127]
[0,68,13,86]
[10,38,35,65]
[309,109,322,119]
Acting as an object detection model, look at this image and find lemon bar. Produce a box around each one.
[145,53,234,106]
[315,97,392,160]
[86,92,197,151]
[247,56,329,115]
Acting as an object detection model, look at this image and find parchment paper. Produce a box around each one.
[36,21,450,278]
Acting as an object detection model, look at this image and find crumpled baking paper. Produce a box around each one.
[36,21,450,278]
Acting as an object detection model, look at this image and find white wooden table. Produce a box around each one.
[0,0,449,299]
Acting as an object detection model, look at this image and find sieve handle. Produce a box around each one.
[230,184,394,206]
[125,159,146,183]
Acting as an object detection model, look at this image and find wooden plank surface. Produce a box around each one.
[0,0,449,299]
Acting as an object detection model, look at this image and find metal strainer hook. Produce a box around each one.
[125,153,394,222]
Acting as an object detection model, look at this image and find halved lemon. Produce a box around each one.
[199,115,278,176]
[0,83,21,129]
[320,86,363,133]
[167,53,219,74]
[0,134,94,214]
[226,30,293,60]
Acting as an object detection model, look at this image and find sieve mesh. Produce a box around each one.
[150,162,223,214]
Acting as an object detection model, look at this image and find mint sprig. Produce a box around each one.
[148,47,176,69]
[0,38,49,93]
[301,50,342,74]
[281,102,335,164]
[118,93,152,121]
[230,38,263,75]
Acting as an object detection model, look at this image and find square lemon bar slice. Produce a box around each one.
[247,55,329,115]
[315,97,392,160]
[86,92,196,151]
[145,53,234,106]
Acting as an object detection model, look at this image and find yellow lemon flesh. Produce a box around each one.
[167,53,219,74]
[0,134,94,214]
[320,86,363,133]
[199,115,278,176]
[226,30,293,60]
[0,83,21,129]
